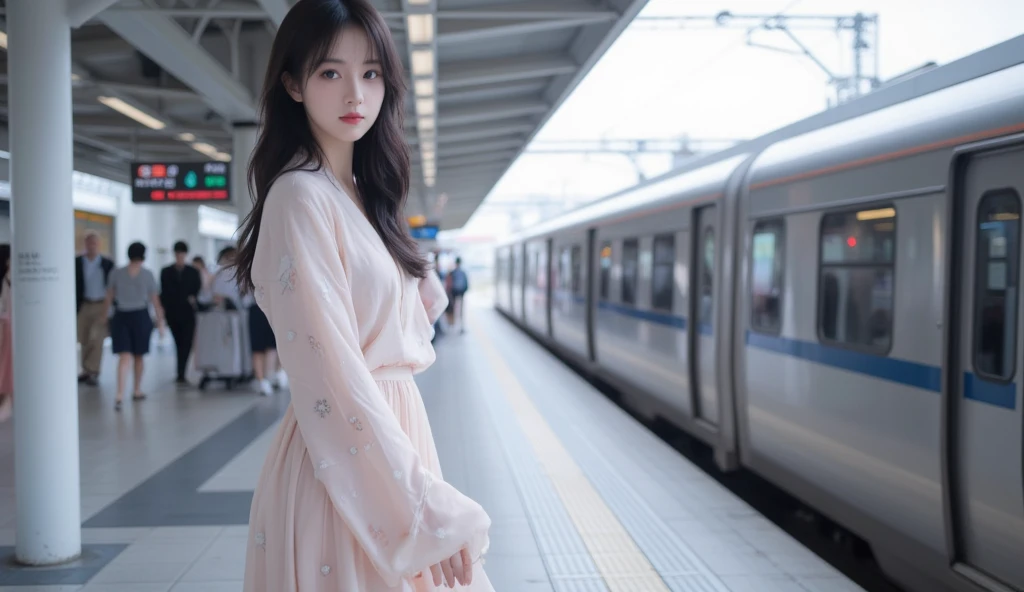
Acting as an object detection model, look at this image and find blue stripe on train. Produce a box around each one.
[578,294,1016,410]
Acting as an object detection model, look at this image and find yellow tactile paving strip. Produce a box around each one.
[472,317,672,592]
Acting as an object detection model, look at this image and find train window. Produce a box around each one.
[599,242,612,300]
[622,238,639,305]
[652,234,675,311]
[697,228,715,328]
[818,205,896,352]
[558,247,571,291]
[750,220,785,334]
[571,245,583,295]
[972,189,1021,382]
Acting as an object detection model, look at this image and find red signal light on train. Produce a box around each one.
[847,236,857,248]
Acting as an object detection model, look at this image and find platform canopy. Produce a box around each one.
[9,0,650,229]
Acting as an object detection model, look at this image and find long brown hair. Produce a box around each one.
[232,0,426,294]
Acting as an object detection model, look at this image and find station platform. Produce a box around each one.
[0,295,865,592]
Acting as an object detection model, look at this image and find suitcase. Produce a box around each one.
[194,309,252,390]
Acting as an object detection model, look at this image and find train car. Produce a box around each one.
[494,50,1024,592]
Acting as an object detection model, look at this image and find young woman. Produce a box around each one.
[232,1,493,589]
[104,242,165,410]
[0,244,12,422]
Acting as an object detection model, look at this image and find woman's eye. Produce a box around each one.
[321,70,339,80]
[364,70,380,80]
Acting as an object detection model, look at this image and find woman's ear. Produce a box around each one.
[282,72,303,103]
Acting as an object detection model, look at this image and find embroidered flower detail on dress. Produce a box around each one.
[393,469,403,480]
[369,526,389,547]
[254,531,266,549]
[320,276,331,300]
[255,284,266,302]
[315,459,333,478]
[287,330,296,342]
[348,416,363,431]
[277,255,296,293]
[363,442,374,452]
[313,399,331,418]
[309,336,324,357]
[321,565,331,576]
[435,528,446,540]
[349,446,358,455]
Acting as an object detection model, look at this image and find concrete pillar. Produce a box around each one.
[232,123,258,232]
[7,0,82,565]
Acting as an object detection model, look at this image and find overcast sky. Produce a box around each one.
[453,0,1024,239]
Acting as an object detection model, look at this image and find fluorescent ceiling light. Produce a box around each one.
[406,14,434,45]
[411,49,434,77]
[425,177,436,187]
[214,152,232,162]
[191,142,221,159]
[0,32,7,50]
[177,132,197,142]
[416,98,435,117]
[409,0,431,4]
[417,116,435,132]
[97,96,166,130]
[414,79,434,97]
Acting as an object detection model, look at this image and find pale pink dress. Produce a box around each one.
[243,165,494,592]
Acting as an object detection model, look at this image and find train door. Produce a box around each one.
[948,143,1024,591]
[587,229,597,361]
[546,238,554,337]
[691,205,719,426]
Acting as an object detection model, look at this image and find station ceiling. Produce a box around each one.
[0,0,649,229]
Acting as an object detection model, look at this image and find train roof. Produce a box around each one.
[497,34,1024,248]
[749,62,1024,190]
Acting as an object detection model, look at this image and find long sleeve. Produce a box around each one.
[254,189,490,586]
[419,270,448,325]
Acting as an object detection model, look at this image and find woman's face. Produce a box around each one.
[285,25,386,148]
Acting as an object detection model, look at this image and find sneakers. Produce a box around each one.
[273,370,289,390]
[258,379,273,396]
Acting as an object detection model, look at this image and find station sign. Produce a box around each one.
[410,225,439,240]
[130,161,231,204]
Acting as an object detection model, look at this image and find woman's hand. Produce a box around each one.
[428,547,473,588]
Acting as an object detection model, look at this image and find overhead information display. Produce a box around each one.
[131,161,231,203]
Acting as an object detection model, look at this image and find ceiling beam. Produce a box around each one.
[436,121,535,144]
[98,10,257,122]
[67,0,122,28]
[439,100,548,127]
[254,0,291,27]
[439,54,577,89]
[438,138,523,159]
[439,13,616,46]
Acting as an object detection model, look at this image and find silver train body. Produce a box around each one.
[494,53,1024,592]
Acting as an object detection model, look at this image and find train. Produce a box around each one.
[493,41,1024,592]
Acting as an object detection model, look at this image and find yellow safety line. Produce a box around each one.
[470,313,671,592]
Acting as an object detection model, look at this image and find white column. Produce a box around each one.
[8,0,82,565]
[232,123,258,232]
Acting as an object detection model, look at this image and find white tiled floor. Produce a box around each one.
[0,341,261,591]
[0,299,867,591]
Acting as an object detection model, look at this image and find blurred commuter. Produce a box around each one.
[75,230,114,386]
[211,246,285,395]
[160,241,202,385]
[0,244,12,422]
[192,255,214,311]
[446,256,469,334]
[105,242,165,411]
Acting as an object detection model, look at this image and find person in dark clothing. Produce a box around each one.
[160,241,202,384]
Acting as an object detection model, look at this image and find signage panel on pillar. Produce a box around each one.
[130,161,232,204]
